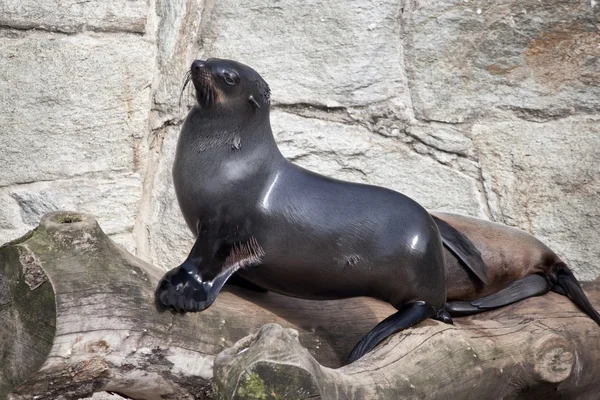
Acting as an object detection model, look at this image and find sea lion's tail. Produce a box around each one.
[552,263,600,326]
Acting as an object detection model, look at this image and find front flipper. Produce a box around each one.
[431,215,490,285]
[156,263,222,312]
[347,301,437,363]
[446,274,551,316]
[156,235,265,313]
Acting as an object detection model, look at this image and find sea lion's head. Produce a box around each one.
[184,58,270,114]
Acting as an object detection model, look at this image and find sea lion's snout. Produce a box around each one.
[190,59,212,83]
[188,59,217,108]
[191,59,206,72]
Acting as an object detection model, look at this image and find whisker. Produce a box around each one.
[187,80,193,108]
[179,69,192,107]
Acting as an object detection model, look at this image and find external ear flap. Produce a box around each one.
[248,95,261,109]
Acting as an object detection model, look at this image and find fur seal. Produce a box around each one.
[157,58,600,362]
[432,212,600,324]
[157,58,454,362]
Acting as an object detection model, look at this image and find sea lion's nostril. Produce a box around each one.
[192,60,205,72]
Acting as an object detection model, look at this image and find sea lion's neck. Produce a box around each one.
[188,106,279,150]
[177,106,284,177]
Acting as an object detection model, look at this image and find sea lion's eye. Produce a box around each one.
[222,72,238,86]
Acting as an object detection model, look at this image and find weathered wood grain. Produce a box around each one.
[214,283,600,400]
[1,212,392,400]
[2,212,599,400]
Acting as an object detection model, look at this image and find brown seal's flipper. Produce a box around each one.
[444,301,480,316]
[431,211,600,327]
[554,266,600,326]
[447,267,600,327]
[551,284,566,295]
[347,301,437,363]
[470,274,551,308]
[446,274,551,316]
[431,215,489,285]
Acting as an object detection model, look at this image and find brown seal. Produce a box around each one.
[433,211,600,323]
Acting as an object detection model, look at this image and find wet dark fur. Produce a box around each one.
[158,58,448,363]
[157,59,600,364]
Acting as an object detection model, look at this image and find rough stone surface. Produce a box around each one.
[0,32,153,187]
[0,30,154,251]
[138,125,194,270]
[197,0,413,111]
[403,0,600,123]
[132,0,204,269]
[83,393,128,400]
[473,116,600,280]
[1,0,599,283]
[0,0,148,33]
[0,173,141,254]
[151,0,203,116]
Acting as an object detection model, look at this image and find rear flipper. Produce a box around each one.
[446,274,551,317]
[553,265,600,326]
[347,301,437,363]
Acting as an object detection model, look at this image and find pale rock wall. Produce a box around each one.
[0,0,598,279]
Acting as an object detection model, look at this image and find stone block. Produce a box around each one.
[0,172,141,253]
[0,0,148,33]
[0,32,154,187]
[473,117,600,279]
[404,0,600,123]
[198,0,412,112]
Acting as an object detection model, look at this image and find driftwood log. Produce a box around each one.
[1,212,599,400]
